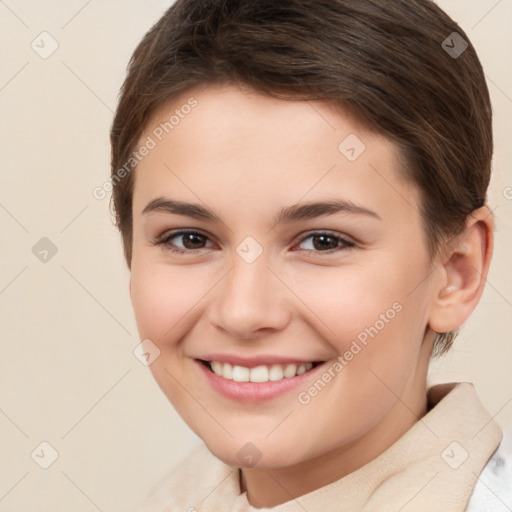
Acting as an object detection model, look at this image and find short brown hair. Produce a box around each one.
[110,0,493,356]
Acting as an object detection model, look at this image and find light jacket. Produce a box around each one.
[135,382,510,511]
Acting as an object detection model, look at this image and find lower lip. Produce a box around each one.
[195,359,327,403]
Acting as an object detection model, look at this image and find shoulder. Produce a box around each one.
[134,443,239,512]
[466,429,512,511]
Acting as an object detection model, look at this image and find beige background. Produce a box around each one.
[0,1,511,510]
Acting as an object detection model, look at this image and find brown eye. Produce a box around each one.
[297,232,355,254]
[178,232,208,249]
[157,230,213,254]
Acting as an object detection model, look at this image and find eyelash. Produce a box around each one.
[154,229,356,256]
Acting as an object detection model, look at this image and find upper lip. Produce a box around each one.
[196,354,325,368]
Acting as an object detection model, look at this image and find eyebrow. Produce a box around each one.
[142,197,381,224]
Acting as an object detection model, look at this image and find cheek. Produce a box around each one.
[289,258,429,382]
[129,263,207,344]
[289,267,426,452]
[129,264,205,415]
[289,261,411,339]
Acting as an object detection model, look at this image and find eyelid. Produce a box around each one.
[156,228,209,241]
[296,229,355,243]
[155,228,214,247]
[154,228,357,255]
[294,230,356,253]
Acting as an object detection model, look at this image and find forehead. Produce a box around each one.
[132,83,421,227]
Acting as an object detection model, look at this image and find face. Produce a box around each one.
[129,83,440,469]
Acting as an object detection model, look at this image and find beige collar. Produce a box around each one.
[137,382,502,512]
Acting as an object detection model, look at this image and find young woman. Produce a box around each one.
[109,1,511,510]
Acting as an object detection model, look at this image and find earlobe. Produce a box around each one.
[428,206,494,334]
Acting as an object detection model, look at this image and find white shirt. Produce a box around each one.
[466,431,512,511]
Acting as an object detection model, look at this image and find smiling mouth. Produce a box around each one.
[199,360,323,383]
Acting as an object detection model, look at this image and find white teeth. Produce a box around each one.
[283,364,297,378]
[211,361,223,374]
[208,361,317,382]
[222,362,233,379]
[232,365,250,382]
[269,364,284,381]
[249,365,268,383]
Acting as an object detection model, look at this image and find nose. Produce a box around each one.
[208,252,292,341]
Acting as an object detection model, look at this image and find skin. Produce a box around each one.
[128,83,493,507]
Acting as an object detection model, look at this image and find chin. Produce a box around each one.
[201,435,307,470]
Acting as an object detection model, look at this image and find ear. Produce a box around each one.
[428,206,494,334]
